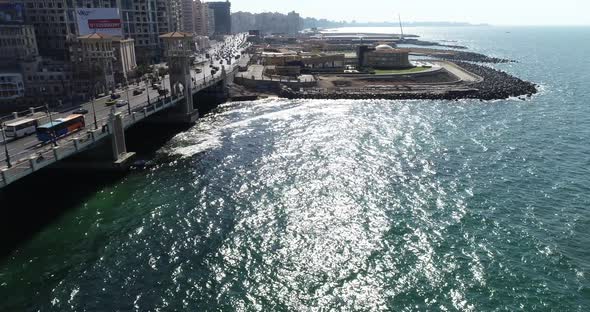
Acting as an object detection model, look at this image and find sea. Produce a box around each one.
[1,26,589,311]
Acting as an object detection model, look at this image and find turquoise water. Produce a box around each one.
[1,26,590,311]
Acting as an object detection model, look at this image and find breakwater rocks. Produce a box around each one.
[437,51,514,63]
[279,87,480,101]
[279,63,537,101]
[416,49,514,63]
[456,61,537,100]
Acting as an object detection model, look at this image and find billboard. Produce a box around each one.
[76,8,123,36]
[0,3,24,24]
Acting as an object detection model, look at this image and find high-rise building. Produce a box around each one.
[231,11,303,35]
[192,0,209,36]
[207,1,231,36]
[0,24,38,62]
[121,0,162,64]
[180,0,195,33]
[20,0,185,64]
[21,0,78,60]
[287,11,302,35]
[207,6,215,36]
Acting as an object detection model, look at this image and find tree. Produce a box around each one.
[135,64,150,78]
[158,67,168,79]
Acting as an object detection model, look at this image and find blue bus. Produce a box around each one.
[36,114,85,143]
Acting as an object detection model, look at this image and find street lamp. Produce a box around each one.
[91,96,98,130]
[45,104,58,146]
[1,125,11,168]
[124,73,132,115]
[145,77,151,105]
[87,66,99,130]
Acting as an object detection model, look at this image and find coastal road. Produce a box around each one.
[0,34,250,169]
[434,61,483,83]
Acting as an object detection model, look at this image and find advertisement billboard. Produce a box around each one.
[0,3,24,24]
[76,8,123,36]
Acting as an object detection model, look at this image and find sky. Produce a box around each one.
[228,0,590,26]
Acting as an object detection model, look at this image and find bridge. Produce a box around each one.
[0,33,249,189]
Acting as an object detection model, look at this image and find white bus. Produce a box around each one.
[4,118,38,139]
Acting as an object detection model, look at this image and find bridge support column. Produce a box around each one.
[109,112,135,169]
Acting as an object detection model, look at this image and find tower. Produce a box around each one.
[160,31,198,123]
[76,33,116,94]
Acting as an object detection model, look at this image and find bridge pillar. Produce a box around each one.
[160,32,199,124]
[1,168,8,185]
[108,112,135,168]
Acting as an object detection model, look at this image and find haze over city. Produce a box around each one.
[230,0,590,26]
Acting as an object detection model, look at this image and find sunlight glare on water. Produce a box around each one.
[1,26,590,311]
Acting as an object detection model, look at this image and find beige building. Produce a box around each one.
[361,44,412,69]
[181,0,195,33]
[260,50,345,71]
[72,33,115,94]
[193,0,210,37]
[300,53,345,70]
[0,24,38,61]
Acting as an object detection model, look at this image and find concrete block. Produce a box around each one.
[53,146,60,160]
[1,168,8,185]
[29,157,38,171]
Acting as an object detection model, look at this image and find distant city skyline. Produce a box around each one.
[227,0,590,26]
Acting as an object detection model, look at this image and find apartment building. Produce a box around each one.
[0,24,38,61]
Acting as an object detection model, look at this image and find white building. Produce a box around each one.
[113,38,137,79]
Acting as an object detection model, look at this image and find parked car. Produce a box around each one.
[115,100,129,108]
[106,99,117,106]
[158,89,169,96]
[133,89,143,96]
[151,83,161,90]
[72,108,89,115]
[110,93,121,100]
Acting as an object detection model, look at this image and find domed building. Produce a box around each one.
[375,44,395,51]
[357,43,412,70]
